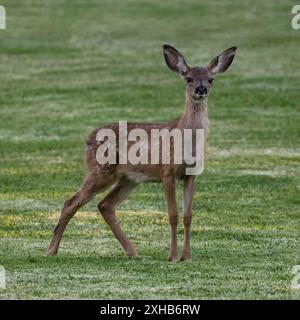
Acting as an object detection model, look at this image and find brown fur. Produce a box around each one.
[47,44,237,261]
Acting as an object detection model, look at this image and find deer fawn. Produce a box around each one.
[47,44,237,261]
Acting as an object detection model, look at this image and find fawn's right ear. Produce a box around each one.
[163,44,189,75]
[207,46,238,76]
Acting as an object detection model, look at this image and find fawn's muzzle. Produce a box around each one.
[195,86,207,97]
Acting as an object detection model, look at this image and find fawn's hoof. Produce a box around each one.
[168,255,179,262]
[180,255,192,262]
[126,246,138,257]
[180,250,192,261]
[46,248,58,257]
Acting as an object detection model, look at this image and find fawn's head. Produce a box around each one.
[163,44,237,101]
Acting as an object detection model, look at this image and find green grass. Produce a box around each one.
[0,0,299,299]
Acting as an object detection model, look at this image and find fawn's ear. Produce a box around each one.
[207,46,238,76]
[163,44,189,75]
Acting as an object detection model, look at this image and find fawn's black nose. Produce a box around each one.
[195,85,207,96]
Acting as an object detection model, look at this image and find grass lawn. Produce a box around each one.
[0,0,299,299]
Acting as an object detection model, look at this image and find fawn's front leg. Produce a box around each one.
[163,174,179,262]
[181,175,196,261]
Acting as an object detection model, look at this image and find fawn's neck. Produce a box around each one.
[177,93,209,132]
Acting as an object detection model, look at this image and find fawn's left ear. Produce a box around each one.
[207,46,238,76]
[163,44,189,75]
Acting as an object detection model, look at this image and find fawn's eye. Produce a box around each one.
[185,77,193,84]
[208,78,214,84]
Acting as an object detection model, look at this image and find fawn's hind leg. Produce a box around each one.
[47,175,115,256]
[98,178,137,256]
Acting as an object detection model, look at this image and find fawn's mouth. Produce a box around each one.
[192,94,208,100]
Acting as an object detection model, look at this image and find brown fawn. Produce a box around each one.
[47,44,237,261]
